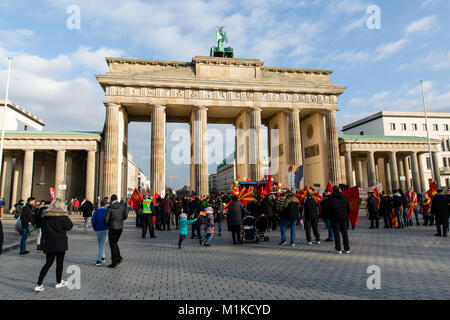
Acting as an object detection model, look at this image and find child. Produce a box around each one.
[178,213,197,249]
[200,207,215,247]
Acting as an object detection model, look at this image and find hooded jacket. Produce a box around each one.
[283,196,301,221]
[330,190,351,222]
[104,202,128,230]
[41,209,73,253]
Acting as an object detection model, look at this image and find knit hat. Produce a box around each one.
[205,207,214,213]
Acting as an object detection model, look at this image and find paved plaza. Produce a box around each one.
[0,212,449,300]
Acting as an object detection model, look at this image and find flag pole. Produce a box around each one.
[0,58,12,176]
[420,80,434,186]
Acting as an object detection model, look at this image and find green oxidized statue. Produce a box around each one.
[210,26,234,58]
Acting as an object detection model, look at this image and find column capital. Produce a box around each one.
[151,104,166,110]
[250,106,262,112]
[104,102,120,108]
[193,105,208,111]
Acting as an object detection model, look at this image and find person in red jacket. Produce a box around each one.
[160,195,173,231]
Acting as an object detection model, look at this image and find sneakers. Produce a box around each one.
[101,258,106,263]
[343,250,350,254]
[34,285,44,292]
[107,264,117,268]
[204,242,211,247]
[199,239,204,245]
[279,241,287,246]
[305,241,312,245]
[291,243,295,247]
[332,249,342,254]
[55,280,68,289]
[19,250,30,255]
[96,261,102,266]
[314,240,321,245]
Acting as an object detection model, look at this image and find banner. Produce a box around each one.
[49,187,55,200]
[359,183,383,199]
[128,188,143,212]
[295,185,323,203]
[342,186,360,228]
[237,187,255,206]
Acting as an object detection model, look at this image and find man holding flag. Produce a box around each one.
[141,195,156,239]
[406,188,419,226]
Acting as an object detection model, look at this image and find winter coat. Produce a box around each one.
[392,193,403,208]
[40,209,73,253]
[227,201,247,226]
[33,206,46,228]
[380,195,392,211]
[179,217,196,236]
[260,198,274,217]
[173,199,182,215]
[275,197,286,213]
[330,191,351,222]
[431,192,449,220]
[91,207,109,232]
[80,200,94,218]
[367,196,379,219]
[247,200,260,217]
[104,202,128,230]
[320,196,332,220]
[20,205,34,228]
[161,198,173,215]
[282,196,301,221]
[301,196,319,220]
[203,212,215,234]
[189,199,204,219]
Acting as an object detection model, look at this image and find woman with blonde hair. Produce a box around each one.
[34,198,73,293]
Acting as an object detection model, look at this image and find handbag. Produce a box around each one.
[27,225,35,233]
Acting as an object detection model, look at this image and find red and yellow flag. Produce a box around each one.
[153,192,161,205]
[128,188,143,212]
[392,209,398,227]
[406,189,418,220]
[342,186,360,228]
[326,181,333,194]
[224,200,231,211]
[238,187,255,206]
[295,185,323,203]
[427,182,438,200]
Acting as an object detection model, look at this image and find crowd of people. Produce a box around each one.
[1,182,448,293]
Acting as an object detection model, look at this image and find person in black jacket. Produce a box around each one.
[301,190,320,245]
[34,200,47,251]
[104,194,128,268]
[392,191,404,229]
[320,190,334,242]
[280,193,301,247]
[189,196,204,239]
[431,189,449,237]
[19,197,35,255]
[380,192,393,228]
[330,186,351,254]
[34,198,73,293]
[80,198,94,233]
[367,192,379,229]
[227,195,248,245]
[260,195,274,232]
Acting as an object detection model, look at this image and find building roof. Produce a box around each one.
[0,99,45,126]
[5,130,101,136]
[342,111,450,131]
[339,134,441,142]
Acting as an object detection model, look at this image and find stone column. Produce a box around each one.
[367,151,376,187]
[389,151,399,191]
[431,151,441,188]
[190,106,208,196]
[249,107,263,181]
[21,150,34,200]
[356,158,364,187]
[403,156,411,190]
[397,156,406,191]
[10,158,23,211]
[289,108,302,166]
[384,159,392,194]
[55,150,66,199]
[410,152,421,193]
[345,151,353,186]
[85,150,96,202]
[151,104,166,196]
[417,153,427,192]
[0,154,12,201]
[103,103,120,198]
[325,110,341,185]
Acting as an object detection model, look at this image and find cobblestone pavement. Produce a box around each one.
[0,211,449,300]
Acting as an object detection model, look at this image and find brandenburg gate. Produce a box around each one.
[96,55,347,199]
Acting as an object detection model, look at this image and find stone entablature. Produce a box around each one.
[339,136,440,153]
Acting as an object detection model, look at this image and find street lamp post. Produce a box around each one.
[0,58,12,176]
[420,80,435,186]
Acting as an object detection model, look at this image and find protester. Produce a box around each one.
[103,194,128,268]
[406,188,420,226]
[431,189,449,237]
[260,195,274,232]
[80,198,94,233]
[19,197,35,255]
[213,198,225,236]
[141,196,156,239]
[320,190,334,242]
[189,196,203,239]
[173,196,182,230]
[280,192,301,247]
[301,190,320,245]
[398,189,409,228]
[200,207,215,246]
[330,186,351,254]
[380,191,393,228]
[393,191,404,229]
[367,191,379,229]
[91,198,109,266]
[161,194,173,231]
[422,195,433,226]
[178,213,197,249]
[34,198,73,292]
[227,195,247,245]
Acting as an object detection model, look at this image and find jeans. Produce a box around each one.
[136,213,141,227]
[381,209,392,228]
[37,251,65,286]
[36,227,42,247]
[203,233,213,243]
[413,207,420,225]
[280,220,297,244]
[20,227,30,253]
[96,230,108,262]
[216,221,222,233]
[108,228,123,264]
[394,207,403,228]
[402,208,409,228]
[83,217,90,233]
[324,219,334,241]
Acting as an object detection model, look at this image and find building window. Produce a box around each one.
[444,157,448,167]
[401,123,407,131]
[24,125,28,131]
[412,123,418,131]
[390,123,396,130]
[422,124,427,131]
[426,157,431,170]
[360,131,364,136]
[446,178,450,187]
[444,124,449,131]
[432,124,438,131]
[447,139,450,151]
[442,141,446,151]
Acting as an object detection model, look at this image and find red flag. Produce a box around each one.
[238,187,255,206]
[296,185,323,203]
[289,164,294,173]
[326,181,333,194]
[153,192,161,205]
[224,200,231,211]
[49,187,55,200]
[128,188,143,212]
[342,186,360,228]
[406,189,417,220]
[427,182,438,199]
[392,209,398,227]
[373,185,381,209]
[264,174,273,196]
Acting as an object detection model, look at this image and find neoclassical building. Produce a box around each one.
[96,56,347,199]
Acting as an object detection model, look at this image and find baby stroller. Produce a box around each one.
[241,214,269,243]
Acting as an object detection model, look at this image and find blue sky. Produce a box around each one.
[0,0,449,188]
